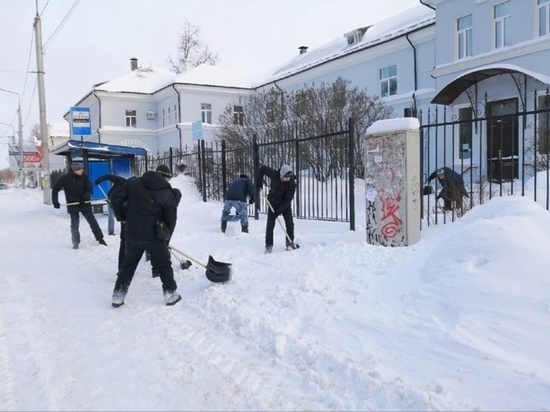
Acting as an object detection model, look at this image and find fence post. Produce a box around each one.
[348,118,355,231]
[199,140,207,202]
[365,118,421,246]
[221,140,227,197]
[253,134,260,220]
[294,124,301,218]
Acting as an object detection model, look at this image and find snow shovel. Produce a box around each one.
[168,247,192,270]
[168,245,231,283]
[264,195,300,250]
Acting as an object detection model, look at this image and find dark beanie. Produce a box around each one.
[155,164,172,178]
[71,162,83,171]
[239,174,249,179]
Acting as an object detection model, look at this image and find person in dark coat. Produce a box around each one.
[256,164,297,254]
[428,167,469,211]
[109,165,181,307]
[51,162,107,250]
[95,173,127,236]
[220,174,255,233]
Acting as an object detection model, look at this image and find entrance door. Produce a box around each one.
[487,98,518,181]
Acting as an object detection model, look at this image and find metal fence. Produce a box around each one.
[420,90,550,226]
[138,119,356,229]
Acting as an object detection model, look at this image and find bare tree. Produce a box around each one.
[167,20,219,73]
[215,78,393,179]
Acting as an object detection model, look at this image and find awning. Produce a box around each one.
[431,64,550,105]
[51,139,148,159]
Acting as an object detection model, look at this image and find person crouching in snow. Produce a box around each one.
[428,167,469,212]
[256,164,297,254]
[220,174,256,234]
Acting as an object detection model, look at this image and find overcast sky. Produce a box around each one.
[0,0,420,168]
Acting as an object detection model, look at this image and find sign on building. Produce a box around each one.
[192,120,203,140]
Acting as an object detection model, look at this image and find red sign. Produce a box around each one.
[23,152,42,163]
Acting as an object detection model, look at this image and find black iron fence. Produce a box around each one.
[138,119,356,229]
[420,90,550,226]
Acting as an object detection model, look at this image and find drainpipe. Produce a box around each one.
[273,81,285,118]
[172,84,182,151]
[93,91,102,143]
[419,0,435,10]
[405,33,418,116]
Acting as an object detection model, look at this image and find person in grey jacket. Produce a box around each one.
[220,174,255,233]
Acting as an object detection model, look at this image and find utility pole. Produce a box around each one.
[0,88,25,189]
[34,12,51,204]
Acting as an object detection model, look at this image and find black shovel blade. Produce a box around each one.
[205,255,232,283]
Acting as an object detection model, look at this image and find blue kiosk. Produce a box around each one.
[51,139,148,233]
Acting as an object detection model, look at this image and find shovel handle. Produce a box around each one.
[168,245,208,270]
[263,191,294,246]
[64,199,104,206]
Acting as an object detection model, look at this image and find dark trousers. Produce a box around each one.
[265,207,294,246]
[70,210,104,246]
[117,222,159,274]
[115,238,177,293]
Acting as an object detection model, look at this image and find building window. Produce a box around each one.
[125,109,137,128]
[379,65,397,97]
[201,103,212,124]
[167,106,172,124]
[233,105,244,125]
[537,93,550,154]
[458,107,473,159]
[162,109,166,127]
[538,0,550,36]
[457,15,473,59]
[494,1,511,49]
[174,104,178,123]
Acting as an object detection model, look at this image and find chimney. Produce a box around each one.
[130,57,138,71]
[298,46,308,55]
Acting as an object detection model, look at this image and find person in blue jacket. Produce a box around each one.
[220,174,255,233]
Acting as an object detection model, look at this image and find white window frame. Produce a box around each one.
[201,103,212,124]
[538,0,550,37]
[457,14,473,59]
[173,104,178,123]
[493,1,511,49]
[125,109,137,128]
[457,106,473,160]
[233,105,244,125]
[379,65,397,98]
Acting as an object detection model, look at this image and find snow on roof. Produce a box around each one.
[367,117,420,135]
[257,5,435,86]
[94,64,177,94]
[175,64,256,89]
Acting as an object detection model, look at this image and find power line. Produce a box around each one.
[43,0,82,50]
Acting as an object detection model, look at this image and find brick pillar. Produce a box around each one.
[365,118,420,246]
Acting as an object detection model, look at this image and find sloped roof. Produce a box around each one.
[256,5,435,87]
[432,63,550,105]
[174,64,256,89]
[94,64,176,94]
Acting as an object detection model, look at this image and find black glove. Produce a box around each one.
[249,198,255,205]
[53,202,60,209]
[94,178,101,185]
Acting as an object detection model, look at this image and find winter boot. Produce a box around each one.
[98,238,108,246]
[241,225,249,233]
[265,245,273,254]
[164,290,182,306]
[112,287,127,308]
[221,220,227,233]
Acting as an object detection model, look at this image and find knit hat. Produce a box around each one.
[71,162,83,171]
[239,174,249,179]
[155,164,172,178]
[280,164,292,177]
[436,168,445,177]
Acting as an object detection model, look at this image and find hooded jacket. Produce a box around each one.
[52,169,93,213]
[110,171,179,241]
[256,165,296,215]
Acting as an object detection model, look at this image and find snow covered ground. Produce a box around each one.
[1,175,549,411]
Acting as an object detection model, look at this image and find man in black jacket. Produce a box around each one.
[428,167,469,211]
[95,173,127,236]
[256,164,296,254]
[51,162,106,250]
[109,165,181,307]
[220,174,255,233]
